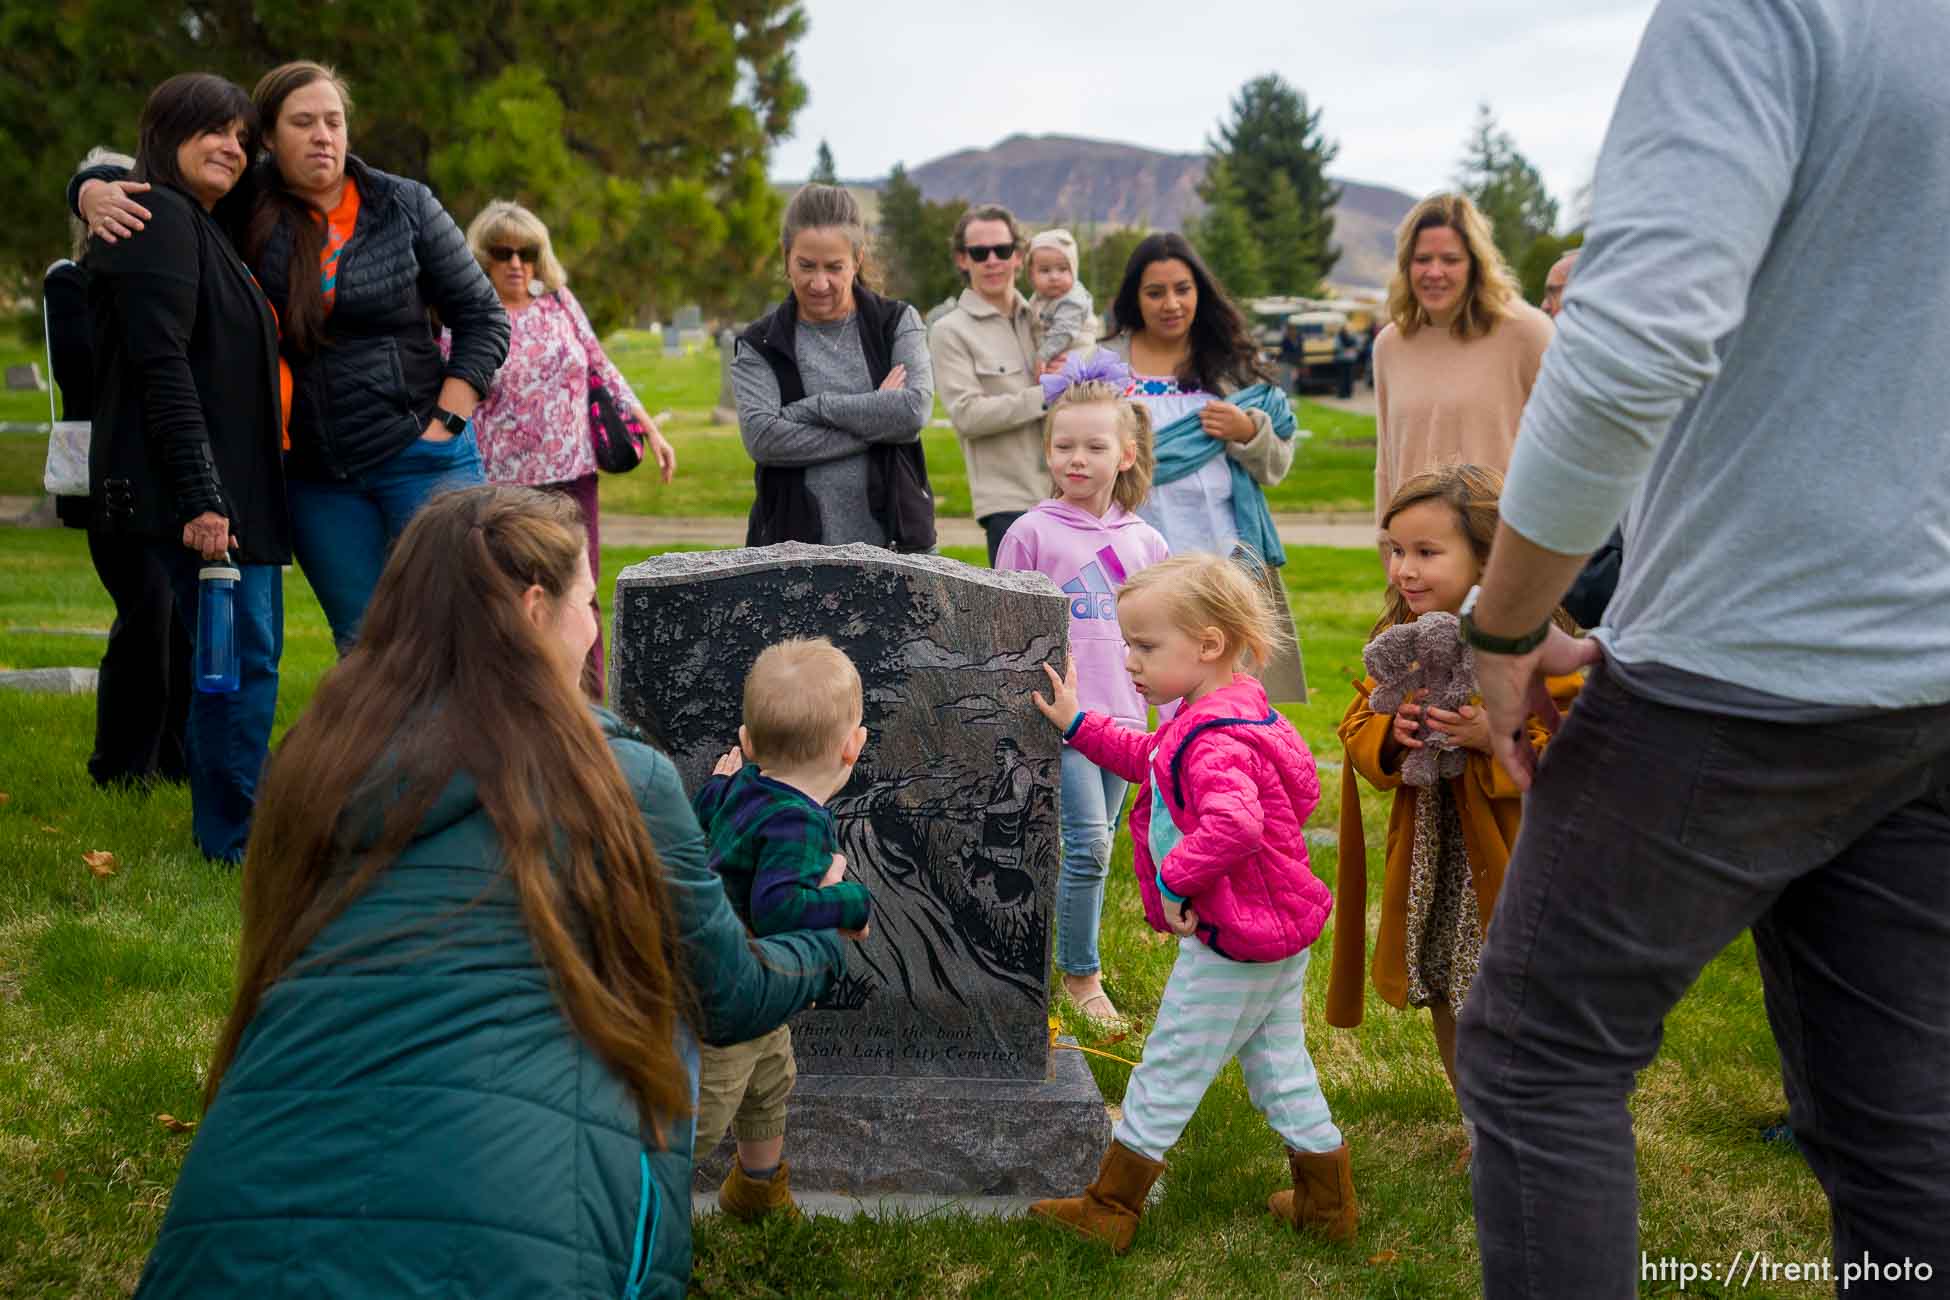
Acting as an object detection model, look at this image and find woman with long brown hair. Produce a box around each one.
[132,486,842,1298]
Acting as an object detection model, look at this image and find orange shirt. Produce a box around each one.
[272,179,361,450]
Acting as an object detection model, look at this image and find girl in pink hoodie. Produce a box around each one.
[1025,553,1355,1255]
[996,358,1169,1025]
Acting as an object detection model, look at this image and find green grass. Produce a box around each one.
[1,343,1373,517]
[0,527,1835,1297]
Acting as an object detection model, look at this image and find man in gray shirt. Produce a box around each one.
[1455,1,1950,1294]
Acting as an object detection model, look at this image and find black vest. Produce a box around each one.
[738,286,936,550]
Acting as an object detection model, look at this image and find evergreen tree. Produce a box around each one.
[0,0,808,328]
[1455,103,1561,272]
[1190,160,1264,302]
[1258,171,1313,296]
[875,163,965,310]
[810,140,838,184]
[1083,225,1153,324]
[1202,73,1341,284]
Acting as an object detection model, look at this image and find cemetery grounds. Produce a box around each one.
[0,343,1835,1296]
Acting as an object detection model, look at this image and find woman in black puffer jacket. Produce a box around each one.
[78,61,510,654]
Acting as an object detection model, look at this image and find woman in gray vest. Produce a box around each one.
[734,184,936,549]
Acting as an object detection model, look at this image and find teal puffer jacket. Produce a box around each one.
[135,709,843,1299]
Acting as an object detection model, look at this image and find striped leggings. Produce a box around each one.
[1114,938,1343,1163]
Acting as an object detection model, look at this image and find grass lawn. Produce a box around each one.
[1,343,1376,517]
[0,526,1834,1297]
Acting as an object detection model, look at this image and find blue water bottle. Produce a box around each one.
[194,562,241,694]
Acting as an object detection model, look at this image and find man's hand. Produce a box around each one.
[1480,625,1602,790]
[1163,897,1199,937]
[1031,657,1082,730]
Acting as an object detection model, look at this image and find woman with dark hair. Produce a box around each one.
[86,74,288,863]
[133,486,842,1298]
[77,61,510,653]
[734,182,935,550]
[1100,232,1307,699]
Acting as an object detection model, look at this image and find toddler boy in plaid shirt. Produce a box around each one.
[690,637,873,1219]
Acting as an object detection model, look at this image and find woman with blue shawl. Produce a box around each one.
[1099,233,1307,700]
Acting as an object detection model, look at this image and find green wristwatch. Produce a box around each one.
[1458,585,1552,656]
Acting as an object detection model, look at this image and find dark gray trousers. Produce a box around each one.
[1458,664,1950,1298]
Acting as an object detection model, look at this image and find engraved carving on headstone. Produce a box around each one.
[612,544,1066,1081]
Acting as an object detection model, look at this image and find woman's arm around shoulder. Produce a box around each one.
[610,734,842,1047]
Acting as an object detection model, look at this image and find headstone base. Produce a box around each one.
[693,1036,1112,1201]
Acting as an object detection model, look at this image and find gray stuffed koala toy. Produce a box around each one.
[1363,611,1477,788]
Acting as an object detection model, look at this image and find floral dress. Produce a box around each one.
[448,287,643,486]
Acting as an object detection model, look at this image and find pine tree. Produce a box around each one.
[1259,171,1313,296]
[1455,103,1560,272]
[876,163,965,310]
[1202,74,1341,284]
[810,140,838,184]
[1190,160,1265,302]
[1,0,810,330]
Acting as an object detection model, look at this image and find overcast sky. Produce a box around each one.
[769,0,1663,221]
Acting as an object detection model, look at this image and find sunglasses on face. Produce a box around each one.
[488,244,541,264]
[962,242,1016,263]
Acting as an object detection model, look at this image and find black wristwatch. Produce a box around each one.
[430,406,469,436]
[1458,585,1552,656]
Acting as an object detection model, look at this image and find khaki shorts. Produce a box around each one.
[695,1024,796,1153]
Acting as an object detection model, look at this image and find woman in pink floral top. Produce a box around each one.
[453,200,676,699]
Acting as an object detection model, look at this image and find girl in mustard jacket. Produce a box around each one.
[1326,465,1581,1162]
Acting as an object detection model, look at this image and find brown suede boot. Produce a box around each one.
[717,1160,801,1222]
[1028,1141,1166,1255]
[1267,1143,1358,1241]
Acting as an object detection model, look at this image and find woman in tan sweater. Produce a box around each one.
[1371,193,1554,524]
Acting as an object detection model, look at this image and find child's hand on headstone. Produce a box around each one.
[819,853,847,888]
[711,746,744,776]
[1163,898,1199,937]
[1031,657,1082,730]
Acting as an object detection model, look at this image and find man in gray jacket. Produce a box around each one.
[1457,1,1950,1294]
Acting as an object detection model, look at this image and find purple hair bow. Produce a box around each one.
[1039,350,1133,405]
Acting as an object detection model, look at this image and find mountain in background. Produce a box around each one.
[845,134,1419,290]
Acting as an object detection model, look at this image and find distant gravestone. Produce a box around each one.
[673,304,703,331]
[661,324,681,357]
[712,327,737,425]
[612,544,1111,1201]
[5,363,46,392]
[0,667,97,694]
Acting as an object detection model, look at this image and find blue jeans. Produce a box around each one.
[158,546,283,864]
[287,430,484,653]
[1457,665,1950,1298]
[1055,747,1129,976]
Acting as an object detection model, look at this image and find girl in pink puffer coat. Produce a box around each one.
[1026,553,1357,1255]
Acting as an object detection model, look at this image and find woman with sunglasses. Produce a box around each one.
[457,200,676,700]
[75,61,510,655]
[928,204,1049,563]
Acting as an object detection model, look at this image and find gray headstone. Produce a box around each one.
[613,543,1065,1081]
[673,304,703,331]
[0,667,98,694]
[5,362,46,392]
[661,324,681,356]
[614,544,1113,1201]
